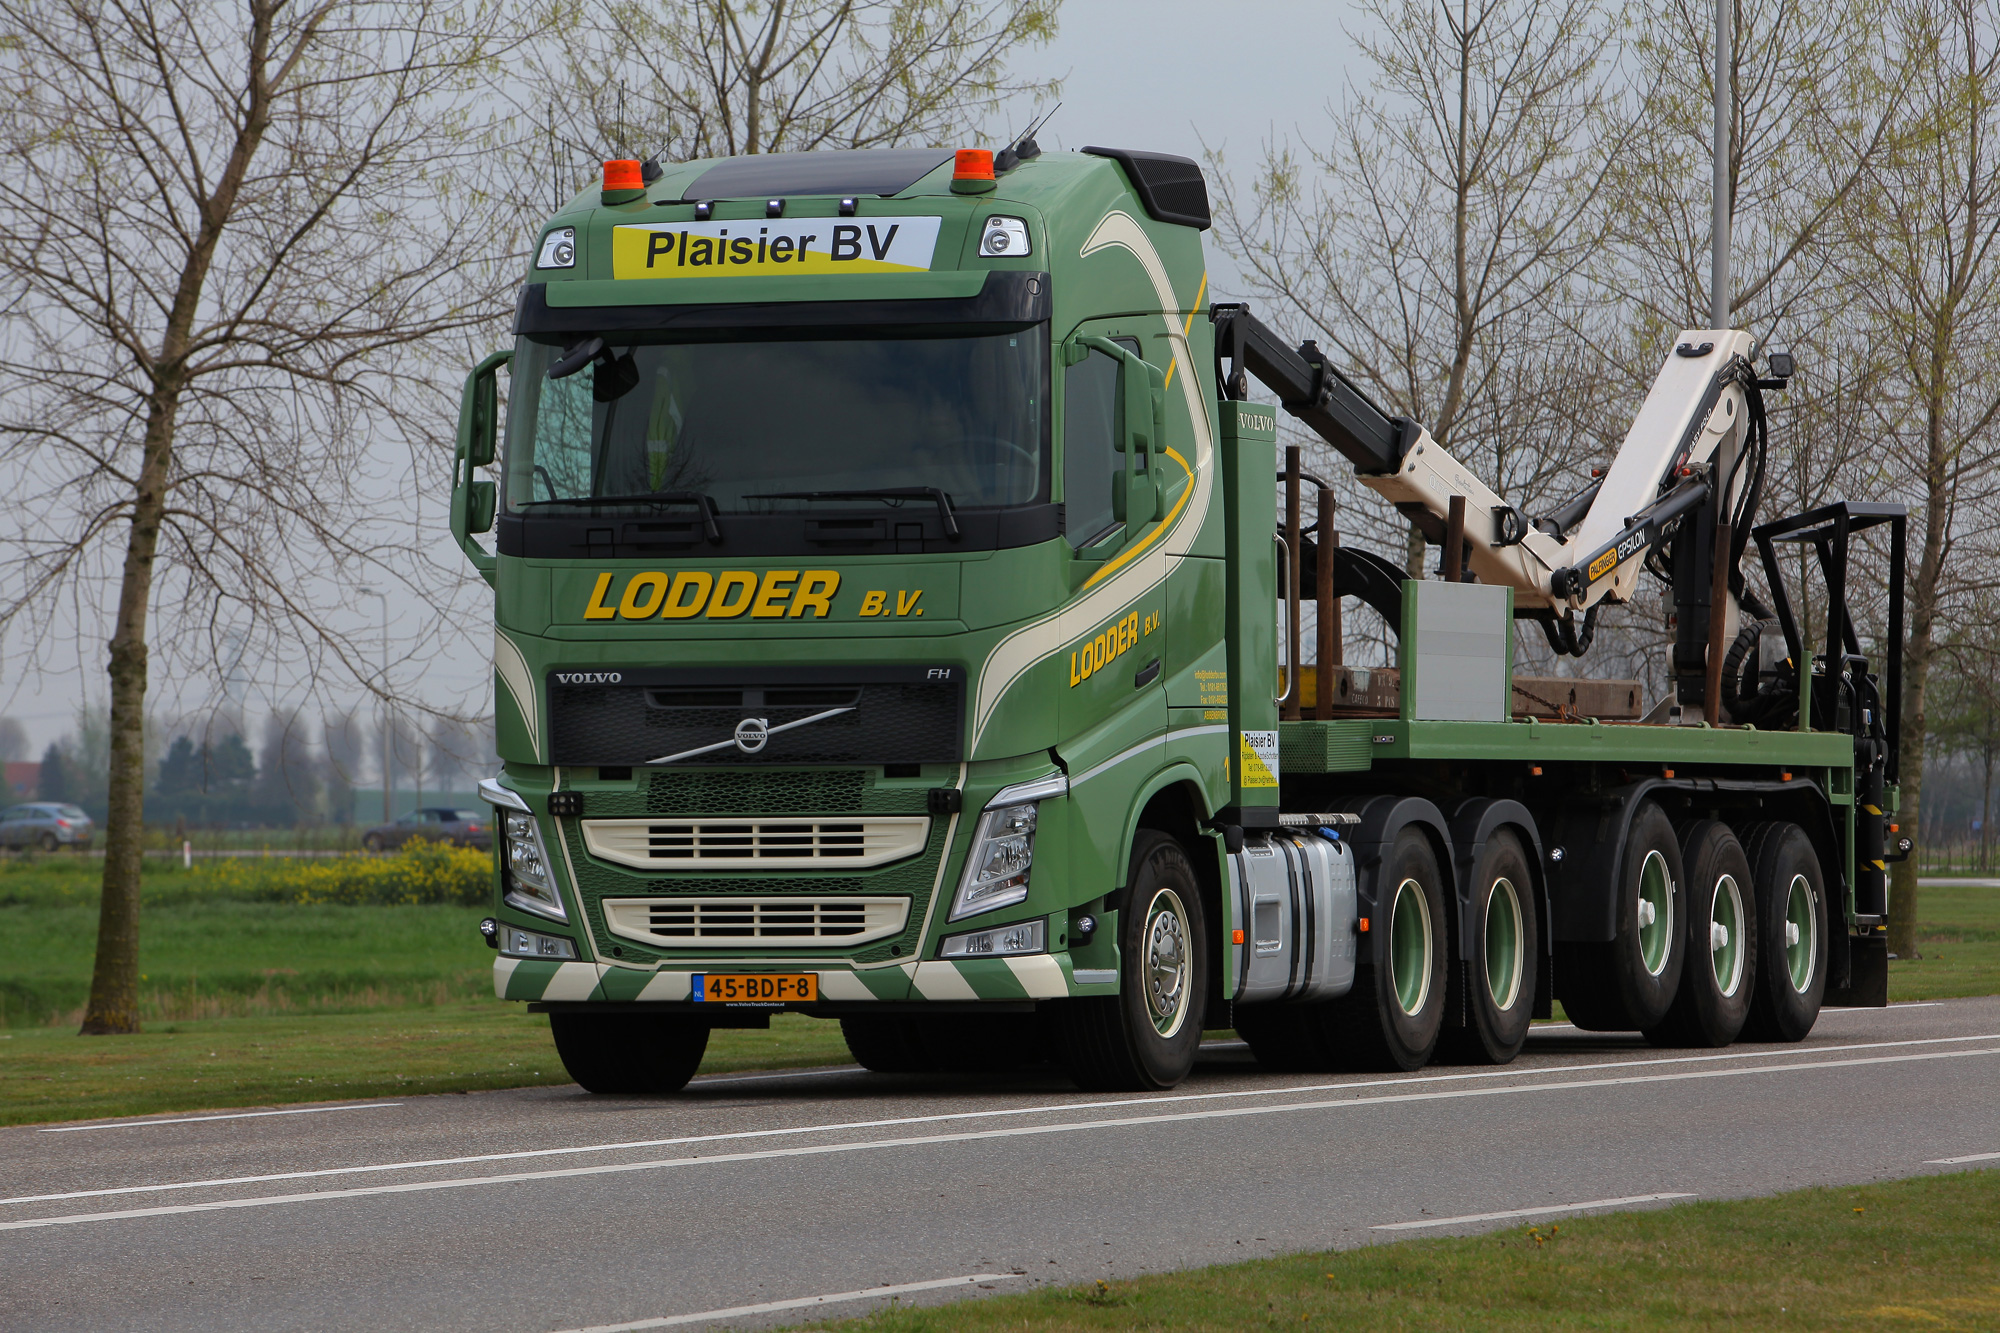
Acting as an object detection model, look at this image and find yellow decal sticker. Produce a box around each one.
[611,217,944,280]
[1587,548,1618,581]
[1069,611,1143,686]
[1238,730,1279,789]
[586,570,842,620]
[1195,668,1228,710]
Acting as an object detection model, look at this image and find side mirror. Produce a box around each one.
[452,348,513,583]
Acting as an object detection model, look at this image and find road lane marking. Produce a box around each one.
[3,1045,1994,1233]
[1925,1151,2000,1164]
[36,1104,402,1133]
[8,1033,1994,1209]
[1373,1192,1696,1230]
[550,1273,1021,1332]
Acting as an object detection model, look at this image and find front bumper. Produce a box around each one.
[493,952,1110,1006]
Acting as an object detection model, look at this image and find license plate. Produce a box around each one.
[692,973,818,1003]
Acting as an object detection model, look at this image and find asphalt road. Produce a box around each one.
[5,997,1998,1333]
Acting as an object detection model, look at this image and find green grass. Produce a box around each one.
[0,1006,856,1126]
[1891,883,2000,1001]
[803,1171,2000,1332]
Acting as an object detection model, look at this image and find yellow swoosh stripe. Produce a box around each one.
[1161,271,1206,390]
[1080,445,1196,593]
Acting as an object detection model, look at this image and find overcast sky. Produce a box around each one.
[0,1,1372,758]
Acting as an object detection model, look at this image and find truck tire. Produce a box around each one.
[549,1012,708,1094]
[1741,822,1828,1042]
[1322,828,1449,1071]
[1644,820,1754,1047]
[1559,801,1685,1032]
[839,1017,936,1073]
[1437,830,1537,1065]
[1052,830,1207,1091]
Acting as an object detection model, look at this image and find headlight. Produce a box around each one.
[949,771,1067,920]
[979,215,1031,257]
[536,226,576,269]
[479,778,568,923]
[940,917,1046,959]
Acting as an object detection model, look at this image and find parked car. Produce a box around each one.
[362,807,490,853]
[0,803,95,852]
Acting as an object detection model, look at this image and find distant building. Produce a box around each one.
[3,762,39,800]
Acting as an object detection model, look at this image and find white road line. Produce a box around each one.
[3,1045,1993,1234]
[8,1033,1992,1210]
[1372,1192,1696,1230]
[550,1273,1020,1332]
[36,1104,402,1133]
[1820,1003,1942,1013]
[1925,1150,2000,1164]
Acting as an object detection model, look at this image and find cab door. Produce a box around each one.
[1057,320,1171,900]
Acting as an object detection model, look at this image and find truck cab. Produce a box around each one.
[457,144,1254,1091]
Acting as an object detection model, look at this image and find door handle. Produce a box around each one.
[1134,657,1161,689]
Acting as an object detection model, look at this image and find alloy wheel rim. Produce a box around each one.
[1484,876,1524,1011]
[1143,887,1192,1038]
[1638,849,1674,977]
[1710,873,1745,997]
[1785,873,1817,992]
[1389,877,1433,1016]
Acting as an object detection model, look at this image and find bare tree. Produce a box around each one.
[1845,0,2000,957]
[0,0,515,1033]
[0,717,27,764]
[525,0,1060,192]
[1211,0,1631,585]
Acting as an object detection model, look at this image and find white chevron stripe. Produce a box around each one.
[1004,954,1069,997]
[492,956,520,998]
[815,971,878,1002]
[636,971,692,1001]
[910,961,980,1001]
[541,961,605,1001]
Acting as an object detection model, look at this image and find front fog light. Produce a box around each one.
[940,917,1046,959]
[499,925,577,959]
[949,772,1067,920]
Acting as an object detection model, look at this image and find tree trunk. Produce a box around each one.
[79,399,177,1034]
[1887,393,1951,959]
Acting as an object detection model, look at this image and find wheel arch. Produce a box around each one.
[1124,766,1225,1025]
[1332,794,1456,969]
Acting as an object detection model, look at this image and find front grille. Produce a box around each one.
[602,896,910,947]
[581,817,929,870]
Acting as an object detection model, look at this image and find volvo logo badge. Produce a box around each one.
[733,717,771,753]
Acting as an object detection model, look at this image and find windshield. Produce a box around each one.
[503,330,1046,516]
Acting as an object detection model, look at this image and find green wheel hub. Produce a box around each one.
[1142,886,1193,1038]
[1388,877,1433,1016]
[1637,849,1674,977]
[1709,873,1746,997]
[1484,876,1524,1011]
[1783,873,1816,992]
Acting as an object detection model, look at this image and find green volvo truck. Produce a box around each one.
[452,139,1905,1093]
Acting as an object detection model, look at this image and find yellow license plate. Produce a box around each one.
[693,973,818,1003]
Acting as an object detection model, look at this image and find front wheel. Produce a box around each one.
[549,1012,709,1094]
[1052,831,1207,1091]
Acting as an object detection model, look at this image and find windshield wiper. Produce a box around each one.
[520,490,722,544]
[747,488,961,542]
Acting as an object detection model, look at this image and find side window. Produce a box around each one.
[1062,337,1137,549]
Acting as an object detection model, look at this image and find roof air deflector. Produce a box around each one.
[678,149,955,202]
[1080,147,1211,230]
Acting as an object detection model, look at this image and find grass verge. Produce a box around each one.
[1890,883,2000,1001]
[804,1170,2000,1332]
[0,1005,857,1126]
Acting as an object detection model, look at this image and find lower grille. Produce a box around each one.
[581,816,929,870]
[602,896,910,948]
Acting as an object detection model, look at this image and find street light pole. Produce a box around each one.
[1711,0,1732,329]
[358,588,390,824]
